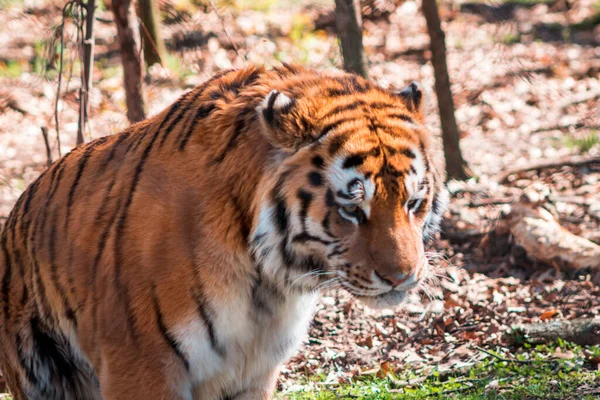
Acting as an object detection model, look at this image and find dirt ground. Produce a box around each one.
[0,0,599,394]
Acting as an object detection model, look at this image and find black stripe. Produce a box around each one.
[48,210,76,324]
[325,188,335,207]
[274,199,288,234]
[151,285,190,370]
[292,233,332,246]
[262,90,279,123]
[34,151,74,244]
[328,246,348,257]
[211,106,255,163]
[342,146,381,169]
[321,211,336,239]
[280,236,295,266]
[175,68,240,149]
[150,101,184,148]
[419,141,430,171]
[308,171,323,187]
[228,189,251,242]
[328,132,352,155]
[99,132,130,173]
[111,110,173,339]
[342,154,365,169]
[191,290,224,357]
[32,255,51,318]
[297,189,313,231]
[178,103,217,151]
[296,255,326,273]
[251,264,282,315]
[1,235,12,323]
[87,182,120,306]
[127,130,148,154]
[158,92,198,148]
[320,101,364,120]
[387,113,413,123]
[336,190,353,200]
[318,117,358,141]
[271,170,292,234]
[311,155,325,169]
[65,139,105,230]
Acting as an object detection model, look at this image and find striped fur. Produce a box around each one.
[0,65,447,400]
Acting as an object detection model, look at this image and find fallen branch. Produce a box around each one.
[512,318,600,346]
[492,184,600,278]
[494,155,600,184]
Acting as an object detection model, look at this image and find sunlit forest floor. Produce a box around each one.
[1,0,600,398]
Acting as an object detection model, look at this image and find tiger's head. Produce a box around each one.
[250,68,448,309]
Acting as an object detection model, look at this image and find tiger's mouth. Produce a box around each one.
[353,290,409,309]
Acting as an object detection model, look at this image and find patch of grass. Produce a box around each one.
[280,343,600,399]
[0,60,28,78]
[0,0,22,10]
[566,130,600,153]
[500,32,521,45]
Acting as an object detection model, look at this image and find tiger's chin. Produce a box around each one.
[353,290,409,310]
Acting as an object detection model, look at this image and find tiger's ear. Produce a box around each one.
[257,89,311,151]
[395,81,424,115]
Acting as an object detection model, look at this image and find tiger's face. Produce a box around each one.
[251,75,448,309]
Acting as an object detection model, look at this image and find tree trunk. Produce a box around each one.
[334,0,368,78]
[421,0,470,180]
[78,0,96,145]
[111,0,146,123]
[136,0,166,67]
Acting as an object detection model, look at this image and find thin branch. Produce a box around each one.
[558,88,600,110]
[494,155,600,184]
[208,0,245,63]
[473,346,536,364]
[77,1,86,145]
[40,127,53,167]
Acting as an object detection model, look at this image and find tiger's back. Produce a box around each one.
[0,64,447,399]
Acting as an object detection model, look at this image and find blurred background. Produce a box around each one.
[0,0,599,398]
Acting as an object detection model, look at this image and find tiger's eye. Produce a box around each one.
[342,204,358,213]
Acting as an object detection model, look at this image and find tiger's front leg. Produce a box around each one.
[98,339,193,400]
[225,369,280,400]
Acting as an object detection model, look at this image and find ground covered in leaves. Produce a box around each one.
[1,0,599,398]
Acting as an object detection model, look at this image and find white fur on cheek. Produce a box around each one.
[405,147,426,199]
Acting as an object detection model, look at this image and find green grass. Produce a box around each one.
[566,130,600,153]
[280,343,600,399]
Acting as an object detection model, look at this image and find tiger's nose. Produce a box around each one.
[377,272,411,287]
[376,263,424,289]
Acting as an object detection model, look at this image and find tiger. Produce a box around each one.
[0,64,448,400]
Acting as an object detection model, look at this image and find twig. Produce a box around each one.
[532,123,600,133]
[40,127,53,167]
[494,155,600,184]
[77,1,86,145]
[473,346,536,364]
[467,196,516,207]
[54,1,77,157]
[558,88,600,110]
[138,17,162,64]
[208,0,245,63]
[389,363,476,389]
